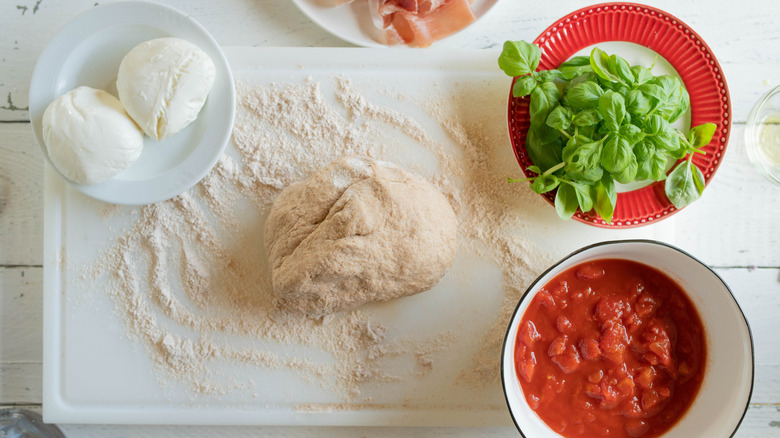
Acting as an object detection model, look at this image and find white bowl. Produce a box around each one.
[745,84,780,187]
[501,240,753,437]
[29,1,235,205]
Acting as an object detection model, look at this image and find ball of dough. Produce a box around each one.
[42,86,144,185]
[264,156,458,315]
[116,37,216,140]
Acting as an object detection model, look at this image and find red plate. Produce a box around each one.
[507,3,731,228]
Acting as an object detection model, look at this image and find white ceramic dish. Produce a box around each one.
[290,0,499,48]
[745,84,780,186]
[501,240,754,437]
[29,1,235,205]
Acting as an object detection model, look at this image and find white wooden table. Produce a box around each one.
[1,0,779,436]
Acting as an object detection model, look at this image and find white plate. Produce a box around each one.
[291,0,499,48]
[29,1,235,205]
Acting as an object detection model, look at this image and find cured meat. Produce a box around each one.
[337,0,476,47]
[379,0,475,47]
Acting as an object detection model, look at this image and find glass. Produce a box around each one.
[745,84,780,186]
[0,409,65,438]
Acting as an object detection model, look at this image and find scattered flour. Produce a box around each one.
[85,73,554,407]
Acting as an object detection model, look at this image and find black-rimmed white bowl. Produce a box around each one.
[501,240,753,437]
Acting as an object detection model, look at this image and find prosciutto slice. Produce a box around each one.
[363,0,476,47]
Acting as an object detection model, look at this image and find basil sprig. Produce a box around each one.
[501,41,716,222]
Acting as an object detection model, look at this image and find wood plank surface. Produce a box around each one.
[2,0,779,435]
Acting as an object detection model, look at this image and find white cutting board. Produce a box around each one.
[42,48,675,425]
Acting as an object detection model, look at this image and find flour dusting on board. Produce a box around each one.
[88,74,553,406]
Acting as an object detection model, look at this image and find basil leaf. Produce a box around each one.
[634,140,655,181]
[626,89,652,117]
[619,124,645,145]
[598,91,626,131]
[527,165,542,174]
[590,47,621,83]
[554,183,579,220]
[610,54,634,86]
[593,173,617,223]
[570,180,594,212]
[652,76,686,121]
[665,160,704,209]
[635,141,668,182]
[559,56,593,80]
[692,161,706,193]
[567,165,604,183]
[611,153,638,184]
[638,83,666,103]
[566,81,604,109]
[631,65,654,85]
[530,174,561,193]
[650,151,669,181]
[666,85,690,123]
[689,123,717,148]
[546,106,573,130]
[577,125,597,139]
[537,70,563,82]
[646,115,681,153]
[525,128,563,172]
[573,109,601,127]
[512,75,537,98]
[536,123,560,143]
[529,87,552,127]
[563,136,603,175]
[560,56,591,68]
[601,133,633,173]
[499,40,541,76]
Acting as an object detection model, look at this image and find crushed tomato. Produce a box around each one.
[514,259,706,438]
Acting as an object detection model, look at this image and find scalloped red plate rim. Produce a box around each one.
[506,2,732,228]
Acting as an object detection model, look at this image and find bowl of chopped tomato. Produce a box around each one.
[501,240,753,438]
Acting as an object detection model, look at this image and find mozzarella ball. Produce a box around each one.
[116,37,216,141]
[42,86,144,185]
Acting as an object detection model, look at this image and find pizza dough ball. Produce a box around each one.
[116,37,216,140]
[264,156,458,315]
[42,86,144,185]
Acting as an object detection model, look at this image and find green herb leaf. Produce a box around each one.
[689,123,717,148]
[665,160,705,208]
[526,128,563,172]
[554,183,579,220]
[537,70,563,82]
[559,56,593,80]
[598,91,626,131]
[563,136,603,175]
[498,40,542,77]
[619,124,645,145]
[610,54,634,86]
[569,181,594,212]
[572,109,601,127]
[530,82,561,128]
[626,89,652,117]
[651,76,687,122]
[631,65,654,85]
[590,47,621,83]
[646,115,681,154]
[593,173,617,223]
[512,75,537,98]
[601,132,633,173]
[611,153,638,184]
[567,82,604,109]
[530,174,561,193]
[546,106,573,130]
